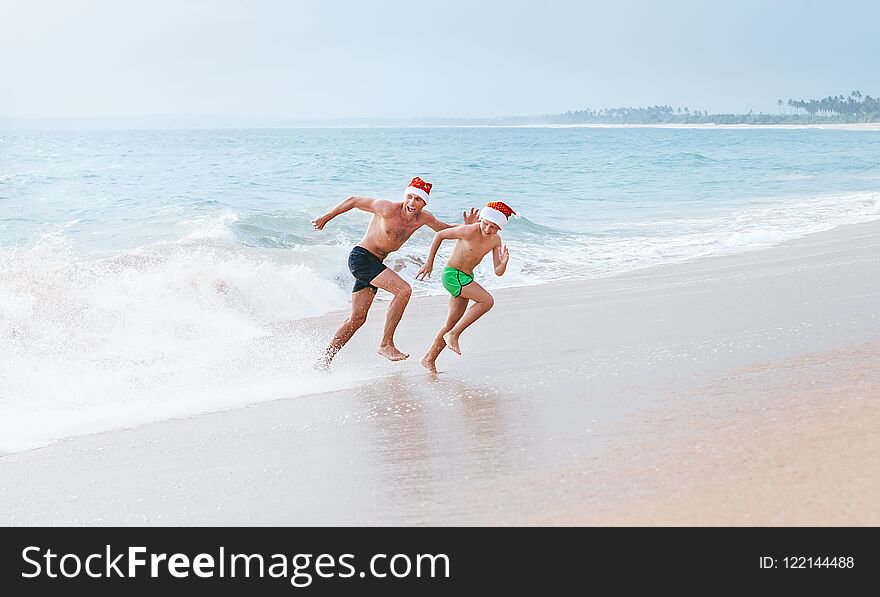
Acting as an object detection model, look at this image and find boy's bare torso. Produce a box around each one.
[446,223,500,274]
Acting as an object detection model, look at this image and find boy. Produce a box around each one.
[415,201,517,372]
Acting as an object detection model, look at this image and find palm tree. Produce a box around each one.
[777,99,784,114]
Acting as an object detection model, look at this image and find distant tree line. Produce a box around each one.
[538,91,879,125]
[315,91,879,127]
[784,91,879,119]
[545,105,714,125]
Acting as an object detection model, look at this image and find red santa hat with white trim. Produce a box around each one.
[479,201,519,230]
[404,176,432,203]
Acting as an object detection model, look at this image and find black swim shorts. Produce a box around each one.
[348,246,387,293]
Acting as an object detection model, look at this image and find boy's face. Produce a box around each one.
[479,218,501,235]
[404,193,426,214]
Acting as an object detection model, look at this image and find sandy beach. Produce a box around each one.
[1,220,879,526]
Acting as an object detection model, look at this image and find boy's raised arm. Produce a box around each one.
[493,239,509,276]
[312,196,390,230]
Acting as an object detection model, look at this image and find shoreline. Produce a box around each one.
[1,219,879,525]
[413,123,880,131]
[504,123,880,131]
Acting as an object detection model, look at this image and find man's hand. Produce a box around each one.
[463,208,479,224]
[416,262,433,281]
[312,214,331,231]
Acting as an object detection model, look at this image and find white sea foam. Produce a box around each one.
[495,191,880,285]
[177,209,241,241]
[0,235,366,453]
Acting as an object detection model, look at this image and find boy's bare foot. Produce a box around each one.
[443,331,461,355]
[420,355,438,373]
[378,344,410,362]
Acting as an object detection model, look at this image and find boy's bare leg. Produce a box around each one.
[320,288,376,367]
[421,295,468,372]
[443,282,494,355]
[370,268,413,361]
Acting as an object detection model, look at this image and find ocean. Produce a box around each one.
[2,126,879,451]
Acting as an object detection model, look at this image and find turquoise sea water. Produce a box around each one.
[4,127,880,284]
[1,126,878,451]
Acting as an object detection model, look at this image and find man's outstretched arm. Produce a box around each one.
[312,196,392,230]
[423,207,480,232]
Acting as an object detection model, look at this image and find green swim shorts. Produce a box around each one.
[441,266,474,298]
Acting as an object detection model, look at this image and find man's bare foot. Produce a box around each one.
[420,354,438,373]
[378,344,410,362]
[443,331,461,355]
[317,344,341,370]
[314,351,334,371]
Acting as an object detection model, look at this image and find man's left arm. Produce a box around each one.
[423,207,479,232]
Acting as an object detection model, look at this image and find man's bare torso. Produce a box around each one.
[359,203,431,259]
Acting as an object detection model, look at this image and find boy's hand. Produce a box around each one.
[416,262,433,281]
[463,208,479,224]
[311,214,331,231]
[499,244,510,266]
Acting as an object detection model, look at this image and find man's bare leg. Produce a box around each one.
[319,288,376,367]
[370,268,413,361]
[421,295,468,372]
[443,282,494,355]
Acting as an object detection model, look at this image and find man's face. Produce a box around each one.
[404,193,426,215]
[479,218,501,235]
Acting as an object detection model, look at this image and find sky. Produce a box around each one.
[1,0,878,123]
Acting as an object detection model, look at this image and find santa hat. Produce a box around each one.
[479,201,518,230]
[404,176,432,203]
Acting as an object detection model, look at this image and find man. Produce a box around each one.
[312,177,477,366]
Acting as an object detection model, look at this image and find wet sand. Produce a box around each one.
[1,220,879,526]
[529,341,880,525]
